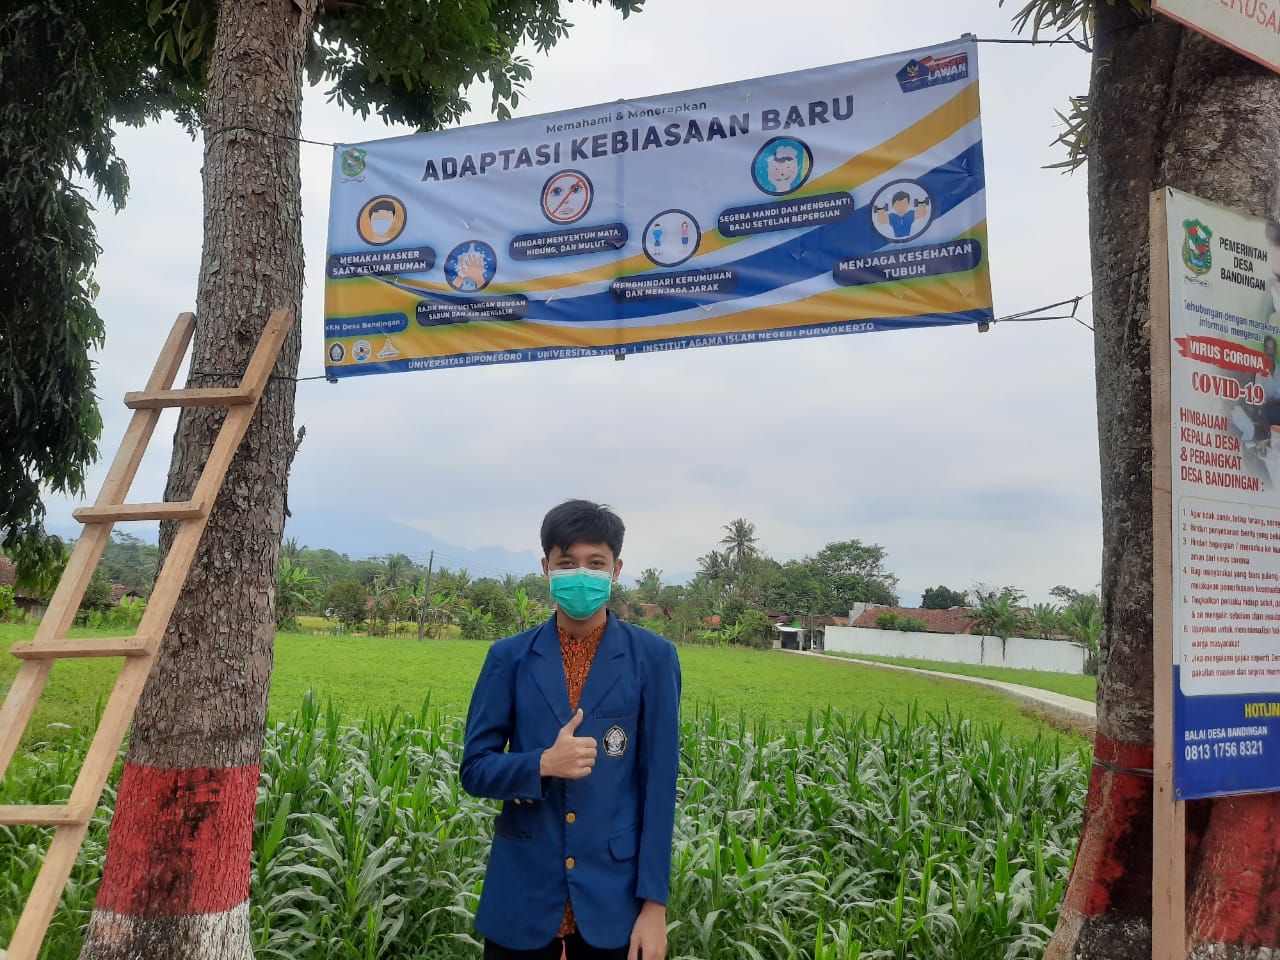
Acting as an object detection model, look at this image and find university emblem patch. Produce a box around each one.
[603,725,628,758]
[1182,219,1213,276]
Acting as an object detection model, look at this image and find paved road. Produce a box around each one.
[783,649,1096,729]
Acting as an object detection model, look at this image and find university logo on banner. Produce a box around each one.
[322,40,993,377]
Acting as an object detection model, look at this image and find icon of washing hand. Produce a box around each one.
[454,245,488,290]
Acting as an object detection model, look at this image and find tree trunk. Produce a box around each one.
[80,0,313,956]
[1046,9,1280,959]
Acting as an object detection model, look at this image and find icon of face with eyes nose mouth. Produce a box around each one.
[541,170,593,224]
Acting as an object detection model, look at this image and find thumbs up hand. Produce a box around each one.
[539,709,597,779]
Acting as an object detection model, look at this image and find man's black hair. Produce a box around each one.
[891,190,911,205]
[370,199,397,215]
[541,499,625,559]
[1267,219,1280,246]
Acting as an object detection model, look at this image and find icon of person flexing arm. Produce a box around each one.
[875,190,930,239]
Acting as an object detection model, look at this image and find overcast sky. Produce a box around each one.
[45,0,1100,604]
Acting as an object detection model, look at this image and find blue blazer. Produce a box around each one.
[460,613,682,950]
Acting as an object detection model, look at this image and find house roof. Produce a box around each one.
[852,604,978,635]
[0,557,39,599]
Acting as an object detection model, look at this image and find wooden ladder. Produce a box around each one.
[0,309,291,960]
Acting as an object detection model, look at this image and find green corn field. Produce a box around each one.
[1,694,1087,960]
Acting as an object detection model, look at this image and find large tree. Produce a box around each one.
[76,2,643,957]
[1003,2,1280,957]
[807,539,898,610]
[920,584,968,609]
[0,2,195,586]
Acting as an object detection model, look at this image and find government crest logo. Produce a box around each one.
[896,52,969,93]
[1182,219,1213,276]
[340,147,367,181]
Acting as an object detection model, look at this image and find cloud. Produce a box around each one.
[45,0,1099,607]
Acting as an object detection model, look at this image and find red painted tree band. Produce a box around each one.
[1064,734,1155,919]
[1189,792,1280,948]
[95,763,259,916]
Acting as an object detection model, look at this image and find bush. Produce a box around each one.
[78,572,114,616]
[466,580,514,635]
[0,584,14,622]
[735,609,774,649]
[457,601,495,641]
[874,611,928,633]
[326,580,369,631]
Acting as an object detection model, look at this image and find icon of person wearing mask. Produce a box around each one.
[359,196,405,246]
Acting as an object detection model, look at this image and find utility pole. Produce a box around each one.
[416,550,434,641]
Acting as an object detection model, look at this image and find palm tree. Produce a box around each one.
[514,591,545,634]
[1061,593,1102,651]
[635,568,663,605]
[382,552,414,588]
[1029,603,1062,640]
[719,518,758,571]
[970,590,1027,658]
[275,558,321,629]
[280,537,303,562]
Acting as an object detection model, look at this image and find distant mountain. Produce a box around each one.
[46,512,689,586]
[45,513,540,580]
[284,513,541,579]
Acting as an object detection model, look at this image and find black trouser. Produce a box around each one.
[483,931,629,960]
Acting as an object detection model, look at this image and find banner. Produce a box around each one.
[323,40,992,378]
[1165,187,1280,800]
[1155,0,1280,75]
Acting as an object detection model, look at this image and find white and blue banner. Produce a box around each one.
[323,39,992,377]
[1165,187,1280,800]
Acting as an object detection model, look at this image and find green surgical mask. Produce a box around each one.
[548,567,614,620]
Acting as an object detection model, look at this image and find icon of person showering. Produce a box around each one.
[752,137,813,196]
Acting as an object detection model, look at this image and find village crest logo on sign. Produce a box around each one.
[340,147,367,181]
[1182,218,1214,276]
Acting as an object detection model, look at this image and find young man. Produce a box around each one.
[461,500,682,960]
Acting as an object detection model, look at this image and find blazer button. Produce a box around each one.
[513,799,522,806]
[565,812,576,824]
[565,857,576,870]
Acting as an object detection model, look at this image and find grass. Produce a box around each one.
[820,651,1098,702]
[2,699,1088,960]
[1,624,1089,748]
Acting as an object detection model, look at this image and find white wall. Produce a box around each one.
[821,626,1087,674]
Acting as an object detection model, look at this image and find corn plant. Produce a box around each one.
[1,695,1086,960]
